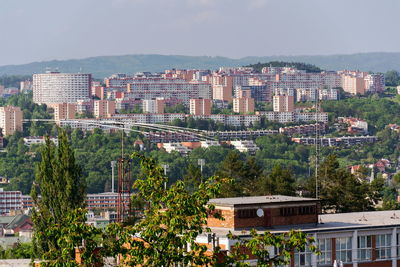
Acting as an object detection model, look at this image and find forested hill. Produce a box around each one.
[246,61,322,73]
[2,52,400,78]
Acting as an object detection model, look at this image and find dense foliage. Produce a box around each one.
[0,75,31,88]
[246,61,322,73]
[31,130,88,262]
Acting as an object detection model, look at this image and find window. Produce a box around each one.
[237,209,256,218]
[280,207,297,216]
[317,238,332,266]
[376,234,391,260]
[294,246,312,267]
[299,206,316,215]
[336,237,352,263]
[358,236,372,261]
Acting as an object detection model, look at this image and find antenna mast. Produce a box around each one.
[315,89,320,199]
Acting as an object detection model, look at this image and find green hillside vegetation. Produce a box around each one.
[2,52,400,78]
[246,61,322,73]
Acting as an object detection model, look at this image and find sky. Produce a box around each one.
[0,0,399,65]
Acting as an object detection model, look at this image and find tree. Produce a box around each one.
[312,154,383,213]
[106,152,225,266]
[225,229,318,266]
[31,129,87,262]
[256,165,296,196]
[385,70,400,86]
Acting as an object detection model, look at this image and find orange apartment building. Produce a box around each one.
[94,100,116,118]
[212,75,233,101]
[233,97,255,114]
[0,106,23,136]
[190,98,212,115]
[143,98,165,114]
[273,95,295,112]
[51,103,76,121]
[341,75,366,95]
[197,195,400,267]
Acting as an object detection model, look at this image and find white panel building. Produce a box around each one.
[33,72,91,105]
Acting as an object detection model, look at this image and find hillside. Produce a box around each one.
[1,52,400,78]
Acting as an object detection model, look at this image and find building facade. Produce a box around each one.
[33,72,91,105]
[0,106,23,136]
[233,97,255,114]
[190,99,212,115]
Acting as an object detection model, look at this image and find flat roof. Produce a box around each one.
[207,210,400,236]
[209,195,317,207]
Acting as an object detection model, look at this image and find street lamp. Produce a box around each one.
[198,159,205,183]
[162,164,169,190]
[111,161,117,193]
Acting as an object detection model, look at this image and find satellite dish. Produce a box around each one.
[256,209,264,217]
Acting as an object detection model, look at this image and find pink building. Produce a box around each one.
[0,106,23,136]
[233,97,255,114]
[273,95,294,112]
[190,99,212,115]
[94,100,116,118]
[51,103,76,121]
[143,99,165,114]
[211,75,233,101]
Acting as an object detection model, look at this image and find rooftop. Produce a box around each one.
[209,195,317,207]
[207,209,400,237]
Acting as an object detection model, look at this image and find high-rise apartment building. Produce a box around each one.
[0,106,23,136]
[33,72,91,105]
[143,99,165,114]
[273,95,294,112]
[51,103,76,121]
[233,97,255,114]
[341,75,365,95]
[189,99,212,115]
[94,100,116,118]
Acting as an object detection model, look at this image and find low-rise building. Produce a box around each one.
[198,195,400,267]
[292,136,378,146]
[229,140,259,155]
[23,136,58,146]
[161,143,192,155]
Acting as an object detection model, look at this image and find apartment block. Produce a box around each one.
[211,75,233,101]
[127,78,211,104]
[0,106,23,136]
[143,99,165,114]
[190,98,212,115]
[51,103,76,121]
[233,97,255,113]
[341,74,366,95]
[94,100,116,118]
[273,95,294,112]
[33,72,91,105]
[0,188,23,215]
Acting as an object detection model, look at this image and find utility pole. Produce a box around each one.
[162,164,169,190]
[198,158,205,183]
[111,161,116,193]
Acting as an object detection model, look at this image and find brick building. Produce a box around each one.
[0,106,23,136]
[197,195,400,267]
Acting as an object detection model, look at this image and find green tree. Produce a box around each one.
[313,155,383,213]
[256,165,296,196]
[30,130,87,262]
[106,153,225,266]
[226,229,318,266]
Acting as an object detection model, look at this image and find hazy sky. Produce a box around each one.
[0,0,399,65]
